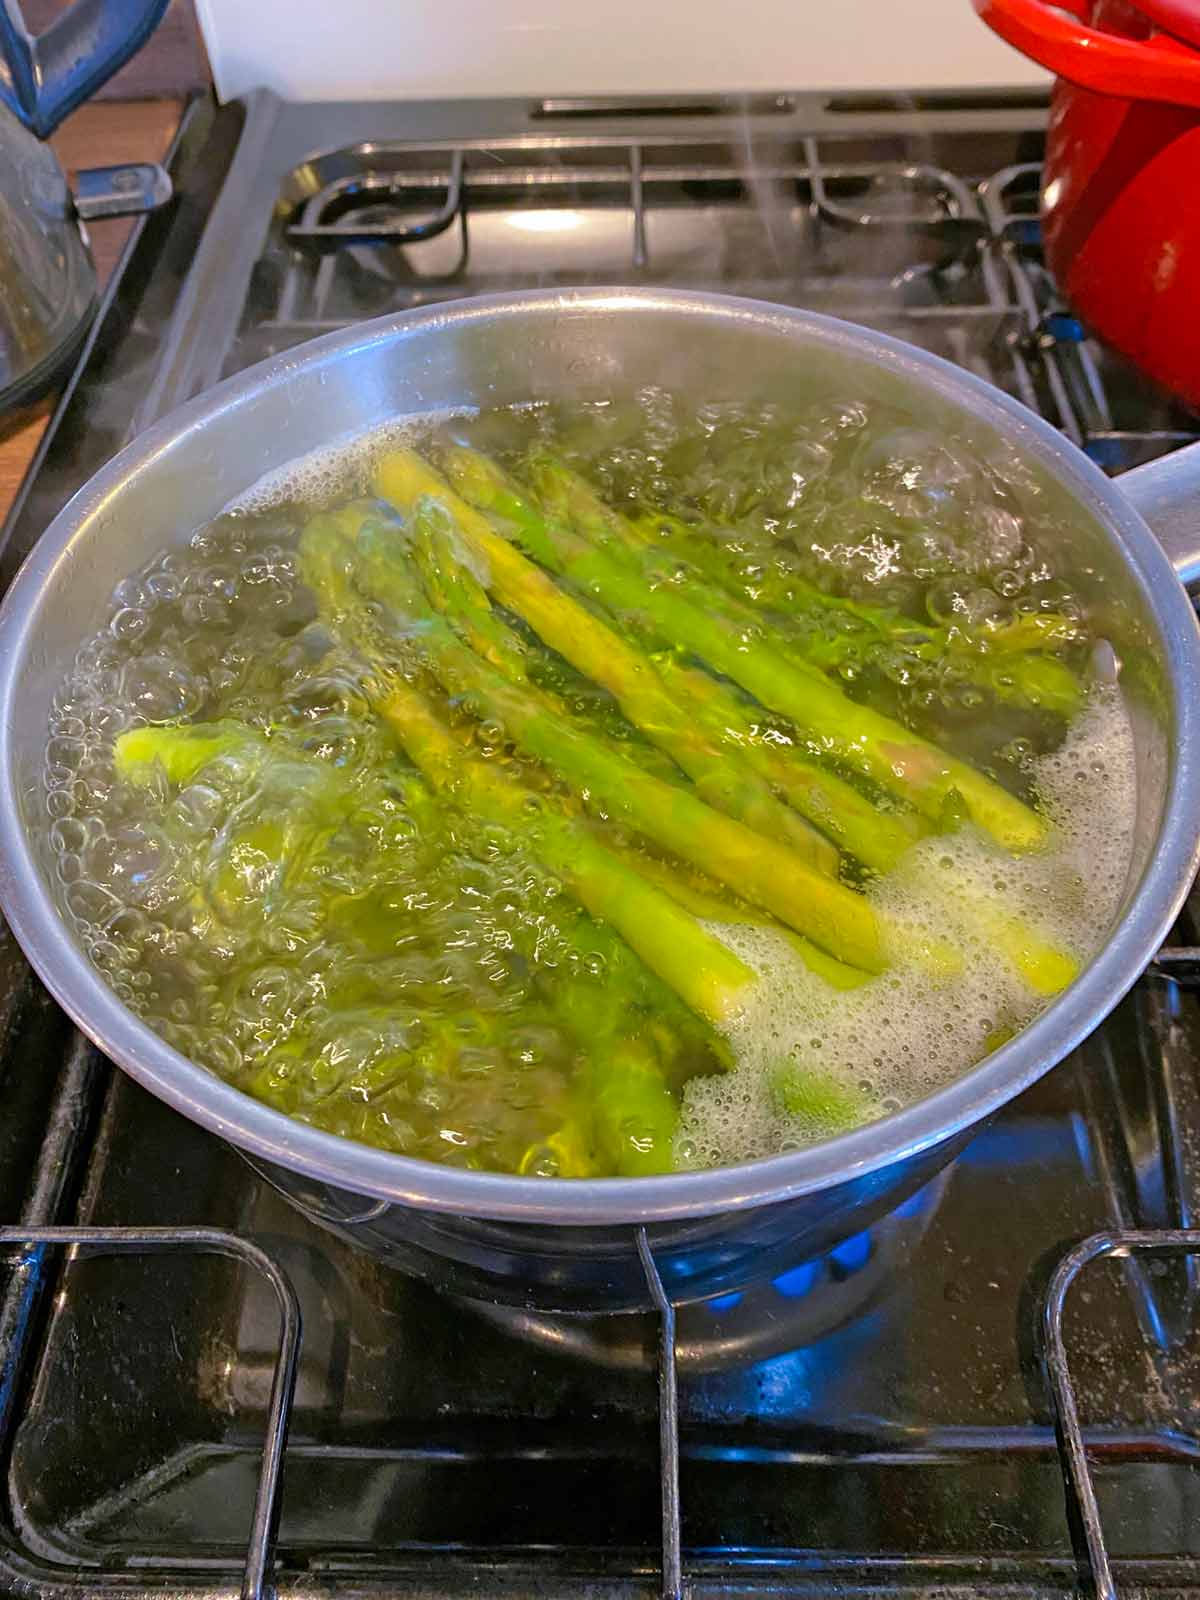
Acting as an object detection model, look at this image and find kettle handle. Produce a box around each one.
[0,0,169,139]
[972,0,1200,108]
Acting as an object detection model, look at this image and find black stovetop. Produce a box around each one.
[3,88,1200,1600]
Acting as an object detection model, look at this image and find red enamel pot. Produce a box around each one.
[974,0,1200,409]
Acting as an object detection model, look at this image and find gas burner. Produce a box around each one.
[462,1172,949,1372]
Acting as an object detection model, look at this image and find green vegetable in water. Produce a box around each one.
[298,504,762,1025]
[441,443,930,876]
[340,495,888,971]
[611,491,1085,721]
[115,718,354,924]
[410,493,838,874]
[770,1061,870,1133]
[112,709,733,1177]
[40,389,1116,1179]
[405,471,841,877]
[429,447,1050,850]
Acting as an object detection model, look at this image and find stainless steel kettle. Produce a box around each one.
[0,0,171,412]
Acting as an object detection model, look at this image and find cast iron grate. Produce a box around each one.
[0,1228,299,1600]
[1044,1227,1200,1600]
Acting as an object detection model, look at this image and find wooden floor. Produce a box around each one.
[0,100,182,515]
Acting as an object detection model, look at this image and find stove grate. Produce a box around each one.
[1044,1228,1200,1600]
[0,1226,299,1600]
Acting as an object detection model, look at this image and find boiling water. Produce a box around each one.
[679,687,1135,1165]
[39,389,1138,1176]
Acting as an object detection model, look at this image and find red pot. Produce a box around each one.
[974,0,1200,409]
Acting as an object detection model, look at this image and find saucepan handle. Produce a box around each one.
[972,0,1200,108]
[1121,442,1200,589]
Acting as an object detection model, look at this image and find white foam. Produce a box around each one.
[675,683,1138,1169]
[226,409,476,517]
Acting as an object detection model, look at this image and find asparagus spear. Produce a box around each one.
[115,720,268,789]
[380,685,762,1024]
[390,447,1046,852]
[410,497,532,683]
[533,917,710,1177]
[411,495,726,789]
[299,515,766,1018]
[523,1015,691,1178]
[771,1061,873,1133]
[956,652,1082,720]
[987,908,1080,997]
[337,512,888,972]
[589,1038,680,1175]
[921,870,1080,998]
[601,835,870,990]
[402,489,841,877]
[623,500,1087,667]
[531,460,1082,784]
[115,720,349,923]
[668,675,1081,998]
[520,452,882,684]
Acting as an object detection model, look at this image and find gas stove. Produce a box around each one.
[3,88,1200,1600]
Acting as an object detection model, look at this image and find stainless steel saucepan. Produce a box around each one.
[0,289,1198,1312]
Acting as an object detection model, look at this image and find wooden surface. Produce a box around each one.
[0,99,182,516]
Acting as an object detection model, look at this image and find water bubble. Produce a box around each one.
[65,879,121,924]
[45,737,87,781]
[524,1146,560,1177]
[189,529,220,560]
[199,565,239,598]
[50,817,88,854]
[122,655,203,723]
[88,823,170,895]
[146,570,181,604]
[112,576,149,610]
[110,607,151,644]
[45,786,77,819]
[108,904,150,944]
[182,594,233,631]
[970,505,1024,569]
[199,1033,242,1075]
[857,429,980,523]
[56,853,83,884]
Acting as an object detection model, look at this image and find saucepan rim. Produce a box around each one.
[0,287,1196,1225]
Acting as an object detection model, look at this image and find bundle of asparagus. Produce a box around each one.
[109,430,1087,1176]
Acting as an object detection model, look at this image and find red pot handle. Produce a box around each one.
[973,0,1200,107]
